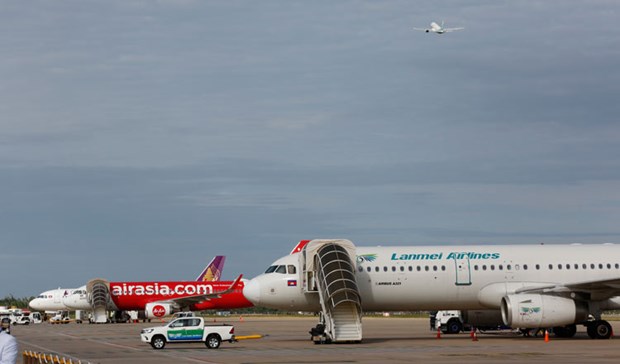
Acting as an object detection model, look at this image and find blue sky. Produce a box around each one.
[2,1,620,297]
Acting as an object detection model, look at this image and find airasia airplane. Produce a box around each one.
[61,255,228,312]
[106,274,252,318]
[244,239,620,342]
[61,255,254,320]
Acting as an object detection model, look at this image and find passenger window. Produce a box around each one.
[367,267,371,272]
[522,264,527,270]
[565,264,570,270]
[482,265,487,271]
[498,265,503,270]
[535,264,540,270]
[425,266,429,271]
[599,264,604,269]
[607,263,612,269]
[400,266,405,272]
[441,265,446,271]
[383,266,388,272]
[358,266,363,272]
[287,265,297,274]
[416,266,421,272]
[583,264,587,269]
[557,264,562,270]
[591,264,595,269]
[433,266,437,271]
[549,264,553,270]
[490,265,495,271]
[574,264,579,270]
[474,265,479,271]
[392,266,396,272]
[616,263,619,269]
[375,267,379,272]
[408,266,413,272]
[276,265,287,274]
[507,264,512,270]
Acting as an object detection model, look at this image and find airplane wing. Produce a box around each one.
[516,277,620,300]
[412,27,429,32]
[444,27,465,32]
[170,274,243,307]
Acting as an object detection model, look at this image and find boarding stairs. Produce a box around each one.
[304,239,362,343]
[87,278,111,323]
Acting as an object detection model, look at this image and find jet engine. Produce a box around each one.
[145,302,173,319]
[501,294,588,328]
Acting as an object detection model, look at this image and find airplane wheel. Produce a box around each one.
[553,324,576,338]
[590,320,612,339]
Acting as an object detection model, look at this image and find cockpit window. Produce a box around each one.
[275,265,287,274]
[265,265,278,273]
[287,265,296,274]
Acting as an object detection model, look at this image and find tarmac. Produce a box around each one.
[12,316,620,363]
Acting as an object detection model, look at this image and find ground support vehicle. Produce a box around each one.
[141,317,235,350]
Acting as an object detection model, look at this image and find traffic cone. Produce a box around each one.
[544,330,549,342]
[239,315,244,322]
[436,327,441,339]
[471,328,478,342]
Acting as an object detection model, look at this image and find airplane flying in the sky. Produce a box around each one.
[31,256,227,314]
[413,21,464,34]
[243,239,620,343]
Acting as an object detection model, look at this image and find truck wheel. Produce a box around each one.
[151,335,166,350]
[446,319,462,334]
[206,334,221,349]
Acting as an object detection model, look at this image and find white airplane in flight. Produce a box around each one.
[413,21,464,34]
[243,239,620,343]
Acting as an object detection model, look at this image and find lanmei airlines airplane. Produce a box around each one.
[244,239,620,343]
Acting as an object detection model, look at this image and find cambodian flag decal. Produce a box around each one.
[287,279,297,287]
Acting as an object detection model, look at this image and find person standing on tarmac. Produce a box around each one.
[0,318,18,364]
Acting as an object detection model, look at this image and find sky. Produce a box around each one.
[1,0,620,298]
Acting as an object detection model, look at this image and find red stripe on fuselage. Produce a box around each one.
[108,280,252,310]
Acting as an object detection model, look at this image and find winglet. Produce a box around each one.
[216,274,243,296]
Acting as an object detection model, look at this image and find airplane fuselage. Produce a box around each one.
[244,243,620,312]
[109,280,252,311]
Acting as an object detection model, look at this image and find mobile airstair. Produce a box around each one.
[86,278,110,323]
[304,239,362,343]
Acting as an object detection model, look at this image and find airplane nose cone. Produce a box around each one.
[29,299,41,311]
[243,279,261,305]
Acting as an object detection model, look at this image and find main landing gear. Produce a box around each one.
[586,320,613,339]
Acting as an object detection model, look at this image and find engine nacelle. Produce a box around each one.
[145,303,173,319]
[501,294,588,328]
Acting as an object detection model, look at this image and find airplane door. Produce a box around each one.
[454,257,472,286]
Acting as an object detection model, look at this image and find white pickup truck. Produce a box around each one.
[141,317,235,350]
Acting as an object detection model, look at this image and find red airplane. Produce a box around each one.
[107,275,252,318]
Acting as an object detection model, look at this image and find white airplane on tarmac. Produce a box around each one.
[29,286,85,313]
[413,21,464,34]
[243,239,620,343]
